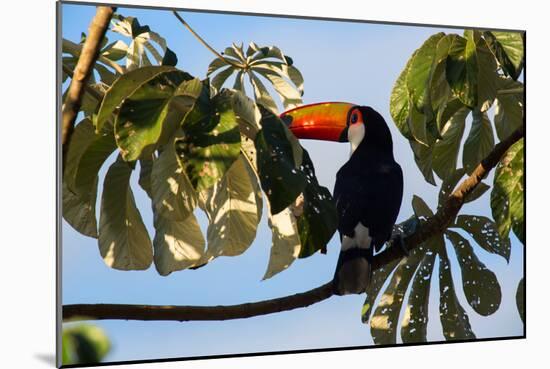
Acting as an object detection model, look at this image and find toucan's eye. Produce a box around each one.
[351,113,358,124]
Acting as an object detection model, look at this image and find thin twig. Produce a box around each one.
[62,125,524,322]
[172,10,245,69]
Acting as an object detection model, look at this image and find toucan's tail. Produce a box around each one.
[332,247,372,295]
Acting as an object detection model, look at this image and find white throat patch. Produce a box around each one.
[348,123,365,157]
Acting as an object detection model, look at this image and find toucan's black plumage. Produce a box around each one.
[281,103,403,295]
[332,106,403,295]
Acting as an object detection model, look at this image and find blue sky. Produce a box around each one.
[61,3,524,363]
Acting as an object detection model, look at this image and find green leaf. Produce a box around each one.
[151,138,197,220]
[176,88,242,192]
[464,182,490,203]
[491,138,524,244]
[401,252,436,343]
[390,55,415,141]
[101,40,128,61]
[410,141,436,185]
[446,230,501,315]
[63,180,98,238]
[439,251,476,340]
[296,150,338,258]
[412,195,434,219]
[255,106,307,214]
[138,158,153,197]
[99,156,153,270]
[475,40,499,112]
[446,33,478,108]
[115,70,194,161]
[433,107,468,180]
[96,65,180,133]
[516,278,525,324]
[484,31,524,80]
[463,109,495,174]
[207,57,230,75]
[370,251,423,345]
[494,77,524,141]
[452,215,511,262]
[199,155,262,259]
[62,324,111,365]
[407,33,445,114]
[253,62,305,96]
[153,212,205,276]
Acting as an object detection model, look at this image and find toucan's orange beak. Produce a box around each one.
[280,102,357,142]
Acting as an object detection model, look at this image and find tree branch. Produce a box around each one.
[61,6,115,173]
[63,126,524,322]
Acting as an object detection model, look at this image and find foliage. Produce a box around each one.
[368,28,525,343]
[62,13,336,280]
[62,324,111,365]
[63,11,525,345]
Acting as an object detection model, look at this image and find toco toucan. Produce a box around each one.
[280,102,403,295]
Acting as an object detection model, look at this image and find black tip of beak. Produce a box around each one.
[339,128,348,142]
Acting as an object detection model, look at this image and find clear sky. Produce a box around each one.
[61,2,524,363]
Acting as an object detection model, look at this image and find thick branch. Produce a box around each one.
[63,126,524,322]
[61,6,114,172]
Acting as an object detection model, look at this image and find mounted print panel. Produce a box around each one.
[58,1,525,366]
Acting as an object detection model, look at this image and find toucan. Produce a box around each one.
[280,102,404,295]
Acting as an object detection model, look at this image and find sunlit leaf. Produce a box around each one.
[446,32,478,108]
[451,215,511,262]
[491,138,524,244]
[446,230,501,315]
[390,54,415,141]
[153,212,205,276]
[463,109,495,174]
[115,70,194,161]
[249,72,279,113]
[494,77,524,141]
[407,33,445,115]
[231,90,262,139]
[200,155,262,259]
[99,156,153,270]
[439,251,476,340]
[484,31,524,80]
[263,206,302,280]
[96,65,181,133]
[475,40,499,112]
[433,107,468,180]
[151,138,197,220]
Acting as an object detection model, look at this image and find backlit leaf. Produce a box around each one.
[433,107,468,180]
[99,156,153,270]
[446,33,478,108]
[463,109,495,174]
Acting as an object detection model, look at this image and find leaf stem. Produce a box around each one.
[172,11,245,69]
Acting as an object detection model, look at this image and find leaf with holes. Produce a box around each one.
[401,252,436,343]
[296,150,338,258]
[439,251,476,340]
[446,230,501,315]
[491,138,524,244]
[451,215,511,262]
